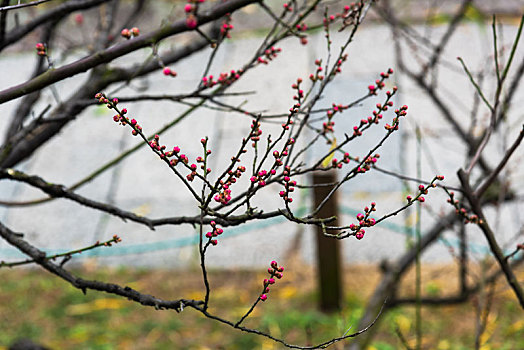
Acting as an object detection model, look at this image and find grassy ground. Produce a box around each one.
[1,262,523,349]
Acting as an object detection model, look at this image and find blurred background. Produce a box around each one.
[0,0,523,349]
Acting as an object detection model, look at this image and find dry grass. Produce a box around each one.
[0,261,523,349]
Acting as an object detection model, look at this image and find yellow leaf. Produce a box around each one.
[188,291,204,300]
[479,313,498,348]
[277,286,297,299]
[93,298,126,310]
[321,138,337,168]
[262,339,275,350]
[507,319,524,334]
[394,314,411,334]
[66,298,125,315]
[437,340,450,350]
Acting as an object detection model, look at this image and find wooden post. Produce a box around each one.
[313,170,342,312]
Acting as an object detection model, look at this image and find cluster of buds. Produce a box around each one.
[296,22,308,32]
[35,43,46,56]
[128,117,143,136]
[184,0,204,29]
[368,68,394,95]
[283,2,293,12]
[103,235,122,247]
[250,119,263,147]
[295,22,308,45]
[279,167,296,203]
[353,117,371,137]
[340,2,363,29]
[165,145,189,166]
[215,165,246,205]
[356,154,379,173]
[214,186,232,205]
[205,221,223,246]
[351,80,397,138]
[163,67,177,77]
[385,104,408,131]
[260,260,284,301]
[406,175,444,203]
[291,78,304,101]
[169,144,210,182]
[95,93,144,136]
[352,85,398,137]
[330,152,351,169]
[309,59,325,82]
[186,163,198,181]
[324,120,334,133]
[257,46,281,65]
[97,92,214,184]
[121,27,139,39]
[282,104,298,130]
[333,54,348,76]
[217,69,242,85]
[220,15,234,38]
[195,138,212,175]
[272,149,285,167]
[348,202,377,240]
[148,135,168,158]
[322,103,349,134]
[201,69,243,88]
[250,170,272,187]
[446,189,481,224]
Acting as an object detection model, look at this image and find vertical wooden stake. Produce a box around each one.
[313,170,342,312]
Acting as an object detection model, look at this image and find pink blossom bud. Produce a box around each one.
[74,14,84,25]
[186,15,198,29]
[121,28,131,38]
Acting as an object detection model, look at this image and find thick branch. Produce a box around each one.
[475,125,524,197]
[0,0,54,12]
[0,219,202,311]
[0,0,110,52]
[458,169,524,308]
[0,29,212,167]
[0,0,259,103]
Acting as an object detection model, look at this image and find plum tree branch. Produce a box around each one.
[0,0,259,104]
